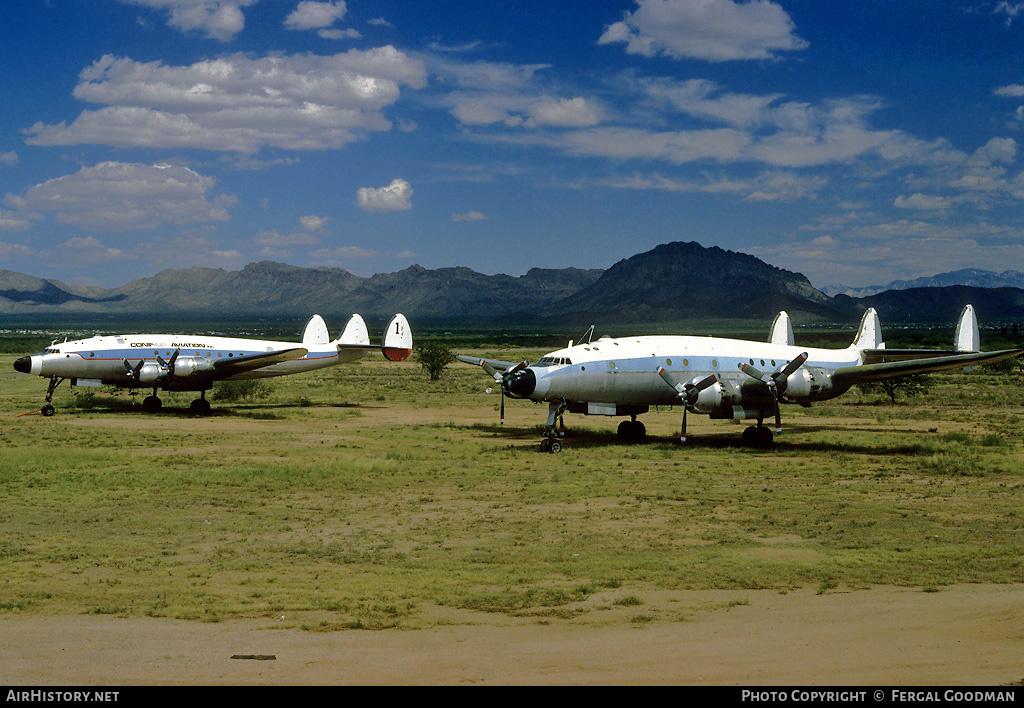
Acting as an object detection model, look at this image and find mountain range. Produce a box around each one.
[2,241,1023,325]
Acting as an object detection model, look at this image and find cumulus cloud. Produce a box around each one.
[0,151,18,166]
[119,0,257,42]
[284,1,358,38]
[24,48,427,153]
[599,0,808,62]
[299,215,330,232]
[356,178,413,212]
[12,161,235,230]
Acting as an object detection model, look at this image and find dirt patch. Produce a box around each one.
[3,584,1023,685]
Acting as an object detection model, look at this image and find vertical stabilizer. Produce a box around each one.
[302,314,330,346]
[954,304,980,352]
[382,313,413,361]
[335,314,370,346]
[851,308,883,350]
[769,311,794,346]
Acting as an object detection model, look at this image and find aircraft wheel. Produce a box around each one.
[41,404,55,417]
[758,427,774,447]
[190,398,211,416]
[741,426,759,446]
[541,438,552,452]
[142,395,162,413]
[617,420,647,441]
[547,440,562,454]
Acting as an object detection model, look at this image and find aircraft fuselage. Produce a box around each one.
[15,333,364,391]
[507,335,855,418]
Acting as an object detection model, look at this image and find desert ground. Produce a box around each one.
[2,350,1022,685]
[2,584,1024,685]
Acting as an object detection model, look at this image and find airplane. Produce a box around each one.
[458,305,1024,452]
[13,313,412,416]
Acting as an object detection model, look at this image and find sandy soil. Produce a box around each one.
[3,584,1023,685]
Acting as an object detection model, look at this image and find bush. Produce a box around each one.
[415,342,456,381]
[857,374,931,404]
[212,379,272,402]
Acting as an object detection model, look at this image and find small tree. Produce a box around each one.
[858,374,931,404]
[415,342,456,381]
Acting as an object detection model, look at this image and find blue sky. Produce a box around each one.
[2,0,1024,290]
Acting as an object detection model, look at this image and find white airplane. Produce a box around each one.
[14,313,412,416]
[459,305,1024,452]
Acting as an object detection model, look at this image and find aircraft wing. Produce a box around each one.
[832,348,1024,387]
[212,347,309,376]
[860,349,973,364]
[456,355,519,372]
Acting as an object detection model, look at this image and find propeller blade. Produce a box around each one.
[500,389,505,425]
[657,366,686,395]
[779,352,808,378]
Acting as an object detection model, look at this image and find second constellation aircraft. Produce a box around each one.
[14,313,412,416]
[460,305,1024,452]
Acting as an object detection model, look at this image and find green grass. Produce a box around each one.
[1,347,1022,629]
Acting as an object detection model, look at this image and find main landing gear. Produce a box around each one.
[740,422,775,448]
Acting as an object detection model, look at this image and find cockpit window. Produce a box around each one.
[535,356,572,367]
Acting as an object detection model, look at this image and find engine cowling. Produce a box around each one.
[779,366,833,402]
[690,378,726,413]
[135,362,167,385]
[170,356,215,377]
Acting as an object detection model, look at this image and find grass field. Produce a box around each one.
[1,346,1022,631]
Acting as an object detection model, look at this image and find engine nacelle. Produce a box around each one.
[690,378,726,413]
[780,366,833,402]
[170,356,216,377]
[135,362,167,385]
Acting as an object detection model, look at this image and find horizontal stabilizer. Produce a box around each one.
[213,347,308,375]
[335,313,412,361]
[834,348,1024,388]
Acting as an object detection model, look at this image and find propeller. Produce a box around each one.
[156,348,180,377]
[480,359,527,425]
[657,368,719,443]
[738,352,808,434]
[123,359,144,382]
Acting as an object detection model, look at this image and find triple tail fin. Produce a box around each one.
[302,314,331,346]
[768,311,794,346]
[334,314,370,346]
[850,308,883,350]
[382,314,412,361]
[954,304,980,353]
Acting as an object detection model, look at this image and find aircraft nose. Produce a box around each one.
[504,367,536,398]
[13,356,31,374]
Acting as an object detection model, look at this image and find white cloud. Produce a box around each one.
[13,161,235,230]
[893,193,951,210]
[356,178,413,212]
[24,48,427,153]
[452,211,486,222]
[0,151,18,167]
[599,0,808,62]
[284,1,347,31]
[994,84,1024,98]
[299,215,330,232]
[119,0,257,42]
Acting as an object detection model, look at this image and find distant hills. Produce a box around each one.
[823,269,1024,298]
[3,242,1024,325]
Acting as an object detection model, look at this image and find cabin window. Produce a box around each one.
[712,359,718,368]
[666,359,672,366]
[760,359,765,366]
[609,361,616,370]
[683,359,689,367]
